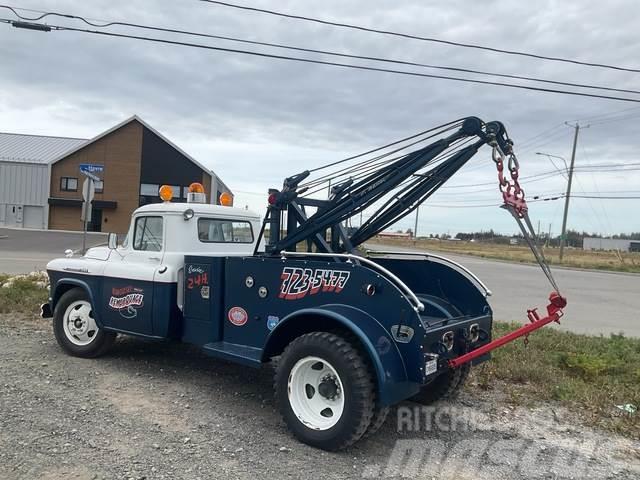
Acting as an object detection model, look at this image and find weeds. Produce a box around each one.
[0,276,49,314]
[472,322,640,438]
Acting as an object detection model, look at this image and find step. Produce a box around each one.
[201,341,263,368]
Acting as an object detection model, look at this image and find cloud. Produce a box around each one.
[1,0,638,234]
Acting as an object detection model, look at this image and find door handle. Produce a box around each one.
[149,256,161,261]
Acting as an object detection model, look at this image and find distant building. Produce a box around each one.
[0,132,85,229]
[378,231,412,239]
[0,115,231,233]
[583,237,640,252]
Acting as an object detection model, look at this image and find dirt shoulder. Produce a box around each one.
[1,314,639,480]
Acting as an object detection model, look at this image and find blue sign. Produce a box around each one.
[79,164,104,176]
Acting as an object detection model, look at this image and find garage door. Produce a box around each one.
[23,206,44,229]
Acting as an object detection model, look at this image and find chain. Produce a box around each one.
[490,136,562,295]
[491,141,527,217]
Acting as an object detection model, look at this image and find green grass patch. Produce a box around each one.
[472,322,640,438]
[0,277,49,314]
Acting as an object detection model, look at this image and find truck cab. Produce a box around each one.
[46,192,262,342]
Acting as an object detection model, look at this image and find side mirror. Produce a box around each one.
[107,232,118,250]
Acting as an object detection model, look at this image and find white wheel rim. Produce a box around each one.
[63,300,99,346]
[288,356,345,431]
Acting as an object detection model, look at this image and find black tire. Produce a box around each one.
[53,288,116,358]
[363,406,390,439]
[274,332,375,451]
[410,364,470,405]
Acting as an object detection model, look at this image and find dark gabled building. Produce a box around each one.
[47,115,231,233]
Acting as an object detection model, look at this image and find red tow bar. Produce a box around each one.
[448,292,567,369]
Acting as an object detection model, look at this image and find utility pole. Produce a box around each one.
[559,122,588,261]
[414,205,419,239]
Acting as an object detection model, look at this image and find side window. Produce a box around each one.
[133,216,163,251]
[198,219,253,243]
[60,177,78,192]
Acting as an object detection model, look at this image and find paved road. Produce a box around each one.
[0,228,107,274]
[1,228,638,336]
[369,243,640,337]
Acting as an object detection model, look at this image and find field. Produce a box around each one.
[368,237,640,273]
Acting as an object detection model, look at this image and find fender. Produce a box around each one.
[263,304,419,406]
[51,277,105,329]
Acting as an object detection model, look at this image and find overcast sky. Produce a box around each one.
[1,0,639,236]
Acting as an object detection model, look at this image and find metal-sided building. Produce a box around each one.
[0,132,85,229]
[583,237,640,252]
[0,115,232,232]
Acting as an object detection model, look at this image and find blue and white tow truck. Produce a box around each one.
[42,117,566,450]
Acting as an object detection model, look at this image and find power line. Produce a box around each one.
[2,6,639,97]
[5,18,640,106]
[198,0,640,74]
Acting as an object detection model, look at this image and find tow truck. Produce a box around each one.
[42,117,566,450]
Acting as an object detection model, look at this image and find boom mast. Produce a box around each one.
[258,117,511,255]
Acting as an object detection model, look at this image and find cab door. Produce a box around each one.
[101,215,164,336]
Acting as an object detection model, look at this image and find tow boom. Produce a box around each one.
[256,116,567,358]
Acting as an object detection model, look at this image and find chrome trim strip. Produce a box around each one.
[364,249,492,297]
[278,251,425,312]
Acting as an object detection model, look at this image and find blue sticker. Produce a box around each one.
[267,315,280,331]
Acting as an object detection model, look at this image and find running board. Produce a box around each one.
[201,342,263,368]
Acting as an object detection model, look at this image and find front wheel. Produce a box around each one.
[53,288,116,358]
[274,332,375,451]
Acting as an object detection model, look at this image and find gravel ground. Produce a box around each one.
[1,314,639,480]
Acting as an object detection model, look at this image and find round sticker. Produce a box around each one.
[227,306,248,326]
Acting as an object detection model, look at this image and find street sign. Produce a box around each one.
[80,169,101,182]
[81,178,95,224]
[82,178,95,202]
[79,163,104,177]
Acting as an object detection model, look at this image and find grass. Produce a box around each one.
[0,277,637,437]
[473,322,640,438]
[0,274,49,315]
[368,237,640,273]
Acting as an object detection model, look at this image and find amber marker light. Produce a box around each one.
[219,191,233,206]
[159,185,173,202]
[189,182,205,194]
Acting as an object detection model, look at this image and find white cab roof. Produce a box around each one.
[134,202,262,220]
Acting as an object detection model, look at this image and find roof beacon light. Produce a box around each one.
[187,182,206,204]
[159,185,173,202]
[219,191,233,207]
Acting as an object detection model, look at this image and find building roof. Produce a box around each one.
[50,115,218,178]
[0,132,86,165]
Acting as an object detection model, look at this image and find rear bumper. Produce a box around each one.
[420,314,492,381]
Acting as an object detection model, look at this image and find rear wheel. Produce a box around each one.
[53,288,116,358]
[410,364,470,405]
[363,405,390,439]
[274,332,375,451]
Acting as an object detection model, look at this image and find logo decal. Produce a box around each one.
[228,306,248,326]
[267,315,280,331]
[108,286,144,319]
[279,267,350,300]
